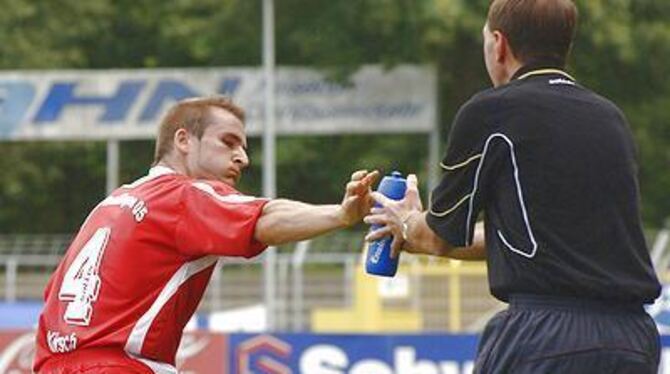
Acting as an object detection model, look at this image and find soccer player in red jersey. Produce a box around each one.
[33,96,379,373]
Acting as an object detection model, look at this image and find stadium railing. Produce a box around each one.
[3,230,668,333]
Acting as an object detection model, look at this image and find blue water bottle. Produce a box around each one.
[365,171,407,277]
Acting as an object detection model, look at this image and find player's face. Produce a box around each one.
[186,107,249,186]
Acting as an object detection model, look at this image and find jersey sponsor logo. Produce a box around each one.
[100,193,148,222]
[548,78,575,86]
[46,330,78,354]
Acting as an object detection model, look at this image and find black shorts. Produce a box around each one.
[474,294,660,374]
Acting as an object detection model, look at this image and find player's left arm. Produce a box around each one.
[254,170,379,245]
[401,214,486,260]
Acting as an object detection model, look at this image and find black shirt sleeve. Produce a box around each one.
[426,94,504,247]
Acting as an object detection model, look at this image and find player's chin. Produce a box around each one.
[222,175,239,187]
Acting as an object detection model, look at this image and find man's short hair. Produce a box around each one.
[153,96,245,164]
[487,0,578,66]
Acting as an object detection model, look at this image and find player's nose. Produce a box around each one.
[233,148,249,168]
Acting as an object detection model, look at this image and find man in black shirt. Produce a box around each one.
[364,0,661,373]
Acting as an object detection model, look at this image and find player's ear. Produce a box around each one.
[173,128,191,155]
[493,30,508,63]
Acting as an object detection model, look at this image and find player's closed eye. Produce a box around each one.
[221,136,238,148]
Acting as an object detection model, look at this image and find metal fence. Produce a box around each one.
[3,230,668,333]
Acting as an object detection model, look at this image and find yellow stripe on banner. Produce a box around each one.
[440,154,482,171]
[517,69,576,82]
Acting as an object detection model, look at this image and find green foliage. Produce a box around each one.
[0,142,105,232]
[274,134,427,203]
[0,0,112,68]
[0,0,669,232]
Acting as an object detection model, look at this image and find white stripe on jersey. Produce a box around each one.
[127,354,178,374]
[191,181,263,203]
[464,133,538,258]
[122,166,176,189]
[124,255,219,373]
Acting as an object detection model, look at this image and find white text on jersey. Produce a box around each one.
[100,193,148,222]
[47,331,78,353]
[549,78,575,86]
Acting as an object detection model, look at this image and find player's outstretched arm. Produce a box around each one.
[254,170,379,246]
[364,174,486,261]
[401,216,486,260]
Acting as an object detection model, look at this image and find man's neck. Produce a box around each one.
[156,157,188,176]
[491,58,522,87]
[502,60,523,85]
[511,59,566,81]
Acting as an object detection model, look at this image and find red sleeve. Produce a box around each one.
[43,273,56,301]
[175,180,269,258]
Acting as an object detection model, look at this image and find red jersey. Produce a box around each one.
[33,166,268,373]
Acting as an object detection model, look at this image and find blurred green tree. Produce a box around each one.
[0,0,668,232]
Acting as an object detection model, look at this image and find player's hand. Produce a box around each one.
[364,174,423,258]
[337,170,380,227]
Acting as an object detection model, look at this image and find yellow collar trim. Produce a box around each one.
[517,69,576,82]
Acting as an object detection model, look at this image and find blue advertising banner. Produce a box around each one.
[1,329,670,373]
[0,66,437,141]
[0,302,42,329]
[228,333,479,374]
[2,300,670,373]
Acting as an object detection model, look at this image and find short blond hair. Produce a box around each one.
[153,96,245,164]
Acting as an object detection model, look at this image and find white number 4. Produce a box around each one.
[58,227,111,326]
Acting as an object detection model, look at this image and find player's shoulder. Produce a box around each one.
[118,167,263,205]
[120,166,184,189]
[188,178,237,197]
[456,84,514,120]
[185,179,264,205]
[470,79,538,107]
[581,88,625,116]
[450,87,503,134]
[114,168,186,203]
[461,87,499,112]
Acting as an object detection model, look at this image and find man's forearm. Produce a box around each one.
[405,213,486,260]
[255,199,346,246]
